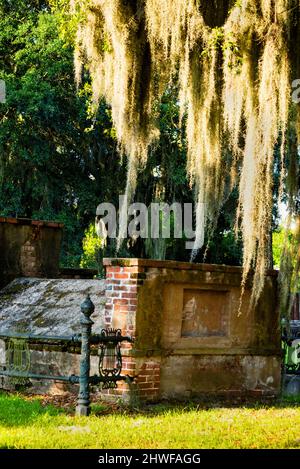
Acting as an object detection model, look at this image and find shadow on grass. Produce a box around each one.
[1,390,300,426]
[0,391,63,428]
[89,394,300,418]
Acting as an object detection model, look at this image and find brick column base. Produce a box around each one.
[103,260,160,402]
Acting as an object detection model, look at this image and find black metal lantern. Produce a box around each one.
[98,329,123,389]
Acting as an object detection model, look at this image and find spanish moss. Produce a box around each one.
[74,0,300,308]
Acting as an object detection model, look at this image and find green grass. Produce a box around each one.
[0,392,300,449]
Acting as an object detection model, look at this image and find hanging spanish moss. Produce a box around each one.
[74,0,300,307]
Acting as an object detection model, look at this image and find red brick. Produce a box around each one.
[114,273,129,279]
[113,304,128,311]
[114,299,129,305]
[146,375,160,382]
[127,280,144,286]
[137,382,155,390]
[129,299,137,305]
[106,291,120,298]
[121,293,136,299]
[122,267,145,273]
[113,307,129,314]
[138,370,156,377]
[124,364,136,371]
[116,286,131,292]
[136,376,147,383]
[0,217,17,224]
[140,366,154,372]
[108,267,121,273]
[145,363,159,369]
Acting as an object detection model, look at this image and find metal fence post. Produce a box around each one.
[76,295,95,417]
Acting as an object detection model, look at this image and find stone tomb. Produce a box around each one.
[0,217,63,289]
[103,258,281,400]
[0,259,281,400]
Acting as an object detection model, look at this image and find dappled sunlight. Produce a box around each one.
[1,392,300,448]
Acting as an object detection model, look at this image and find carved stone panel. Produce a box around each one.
[181,289,229,338]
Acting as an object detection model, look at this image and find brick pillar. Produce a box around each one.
[134,360,161,401]
[104,263,143,334]
[103,259,161,402]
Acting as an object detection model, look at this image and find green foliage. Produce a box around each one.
[0,1,247,268]
[0,0,126,268]
[48,0,88,47]
[273,229,286,270]
[273,225,299,273]
[80,223,104,270]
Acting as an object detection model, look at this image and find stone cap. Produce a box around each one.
[103,258,279,277]
[0,217,64,229]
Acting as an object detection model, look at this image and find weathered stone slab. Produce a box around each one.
[0,277,106,335]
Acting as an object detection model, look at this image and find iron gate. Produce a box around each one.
[0,295,133,416]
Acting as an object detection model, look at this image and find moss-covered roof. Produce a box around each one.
[0,278,106,336]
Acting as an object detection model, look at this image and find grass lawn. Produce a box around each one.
[0,391,300,449]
